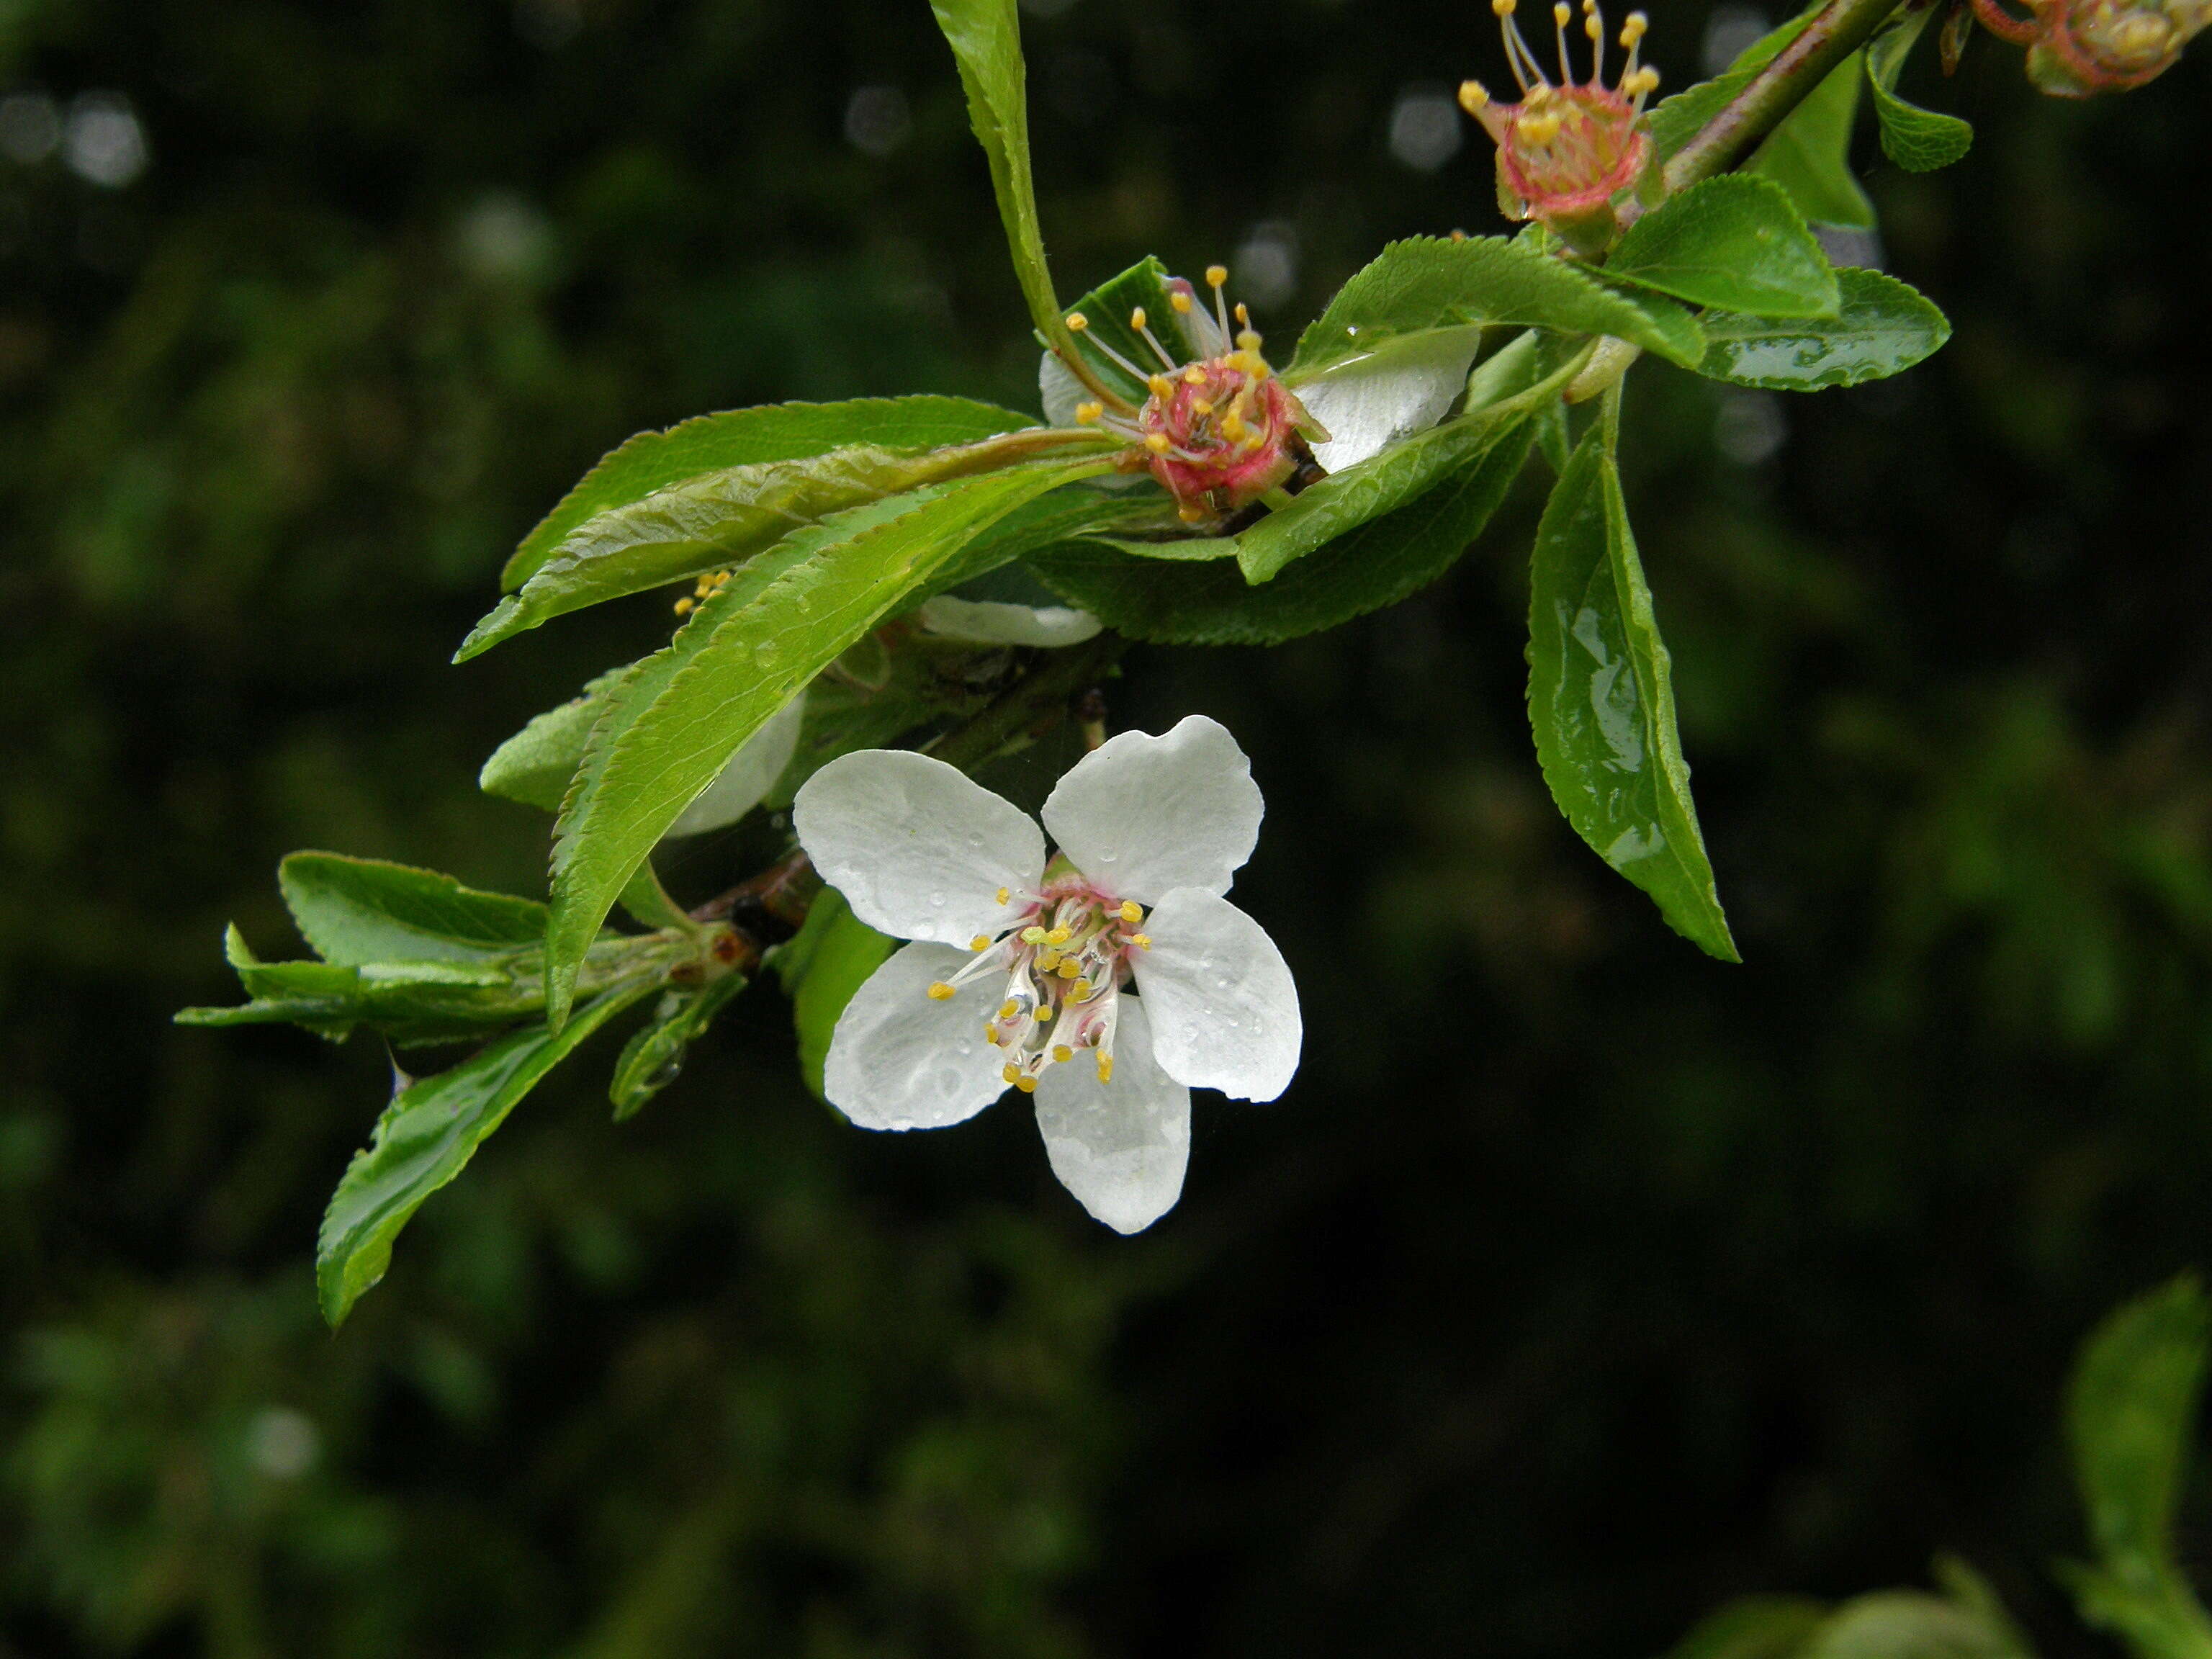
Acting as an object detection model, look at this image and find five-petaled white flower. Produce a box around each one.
[791,715,1300,1233]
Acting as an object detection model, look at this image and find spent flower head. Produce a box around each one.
[791,716,1302,1233]
[1061,267,1329,527]
[1974,0,2208,92]
[1460,0,1661,255]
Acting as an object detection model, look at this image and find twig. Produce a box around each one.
[1664,0,1906,191]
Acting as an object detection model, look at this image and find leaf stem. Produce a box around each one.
[1663,0,1905,191]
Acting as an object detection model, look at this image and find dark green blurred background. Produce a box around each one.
[4,0,2210,1653]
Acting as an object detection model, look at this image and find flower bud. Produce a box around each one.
[1974,0,2207,94]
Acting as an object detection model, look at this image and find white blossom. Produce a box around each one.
[791,715,1301,1233]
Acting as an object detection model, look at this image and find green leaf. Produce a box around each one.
[1748,54,1876,230]
[1866,11,1975,173]
[543,459,1107,1028]
[2072,1275,2212,1568]
[480,667,629,812]
[1662,1597,1830,1659]
[1288,236,1705,375]
[608,971,750,1121]
[277,853,548,964]
[458,427,1071,661]
[1526,421,1737,962]
[1802,1593,2023,1659]
[927,0,1074,361]
[1040,256,1182,415]
[315,981,655,1326]
[1236,397,1534,584]
[1032,420,1531,645]
[1604,176,1840,319]
[1699,267,1951,391]
[502,396,1032,592]
[775,891,898,1100]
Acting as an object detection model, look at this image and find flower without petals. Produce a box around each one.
[791,715,1301,1233]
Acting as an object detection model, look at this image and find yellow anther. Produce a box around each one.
[1178,503,1208,523]
[1047,926,1072,944]
[1493,0,1516,16]
[1236,328,1262,353]
[1037,951,1062,972]
[1071,978,1090,999]
[1129,306,1148,331]
[1192,397,1215,415]
[1004,1062,1022,1086]
[970,935,992,952]
[1058,959,1081,979]
[1184,365,1206,384]
[1148,374,1174,397]
[1021,925,1048,944]
[1145,433,1172,454]
[673,596,693,616]
[1170,290,1194,313]
[1066,313,1089,332]
[1622,9,1648,38]
[1000,999,1020,1020]
[997,887,1011,905]
[927,981,956,1001]
[1221,411,1247,440]
[1554,2,1570,22]
[1520,110,1563,143]
[1459,78,1492,112]
[1119,900,1142,922]
[1053,1045,1074,1064]
[1627,64,1660,91]
[1205,264,1228,288]
[1586,14,1602,37]
[1014,1073,1038,1094]
[1075,400,1104,424]
[1130,933,1152,950]
[1234,302,1251,327]
[1096,1054,1115,1084]
[985,1026,1002,1045]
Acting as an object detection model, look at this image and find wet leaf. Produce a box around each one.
[1698,267,1950,391]
[1527,423,1737,962]
[1604,175,1839,318]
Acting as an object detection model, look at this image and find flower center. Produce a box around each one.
[1065,266,1326,525]
[1460,0,1661,249]
[924,863,1153,1092]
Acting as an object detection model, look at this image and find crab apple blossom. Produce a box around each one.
[790,715,1300,1234]
[1460,0,1662,256]
[1059,267,1330,527]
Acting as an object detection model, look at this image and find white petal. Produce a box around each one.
[793,750,1045,945]
[916,595,1102,648]
[1291,326,1484,473]
[664,691,806,837]
[1040,350,1087,428]
[1032,999,1190,1233]
[822,943,1009,1130]
[1132,889,1301,1102]
[1039,714,1263,904]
